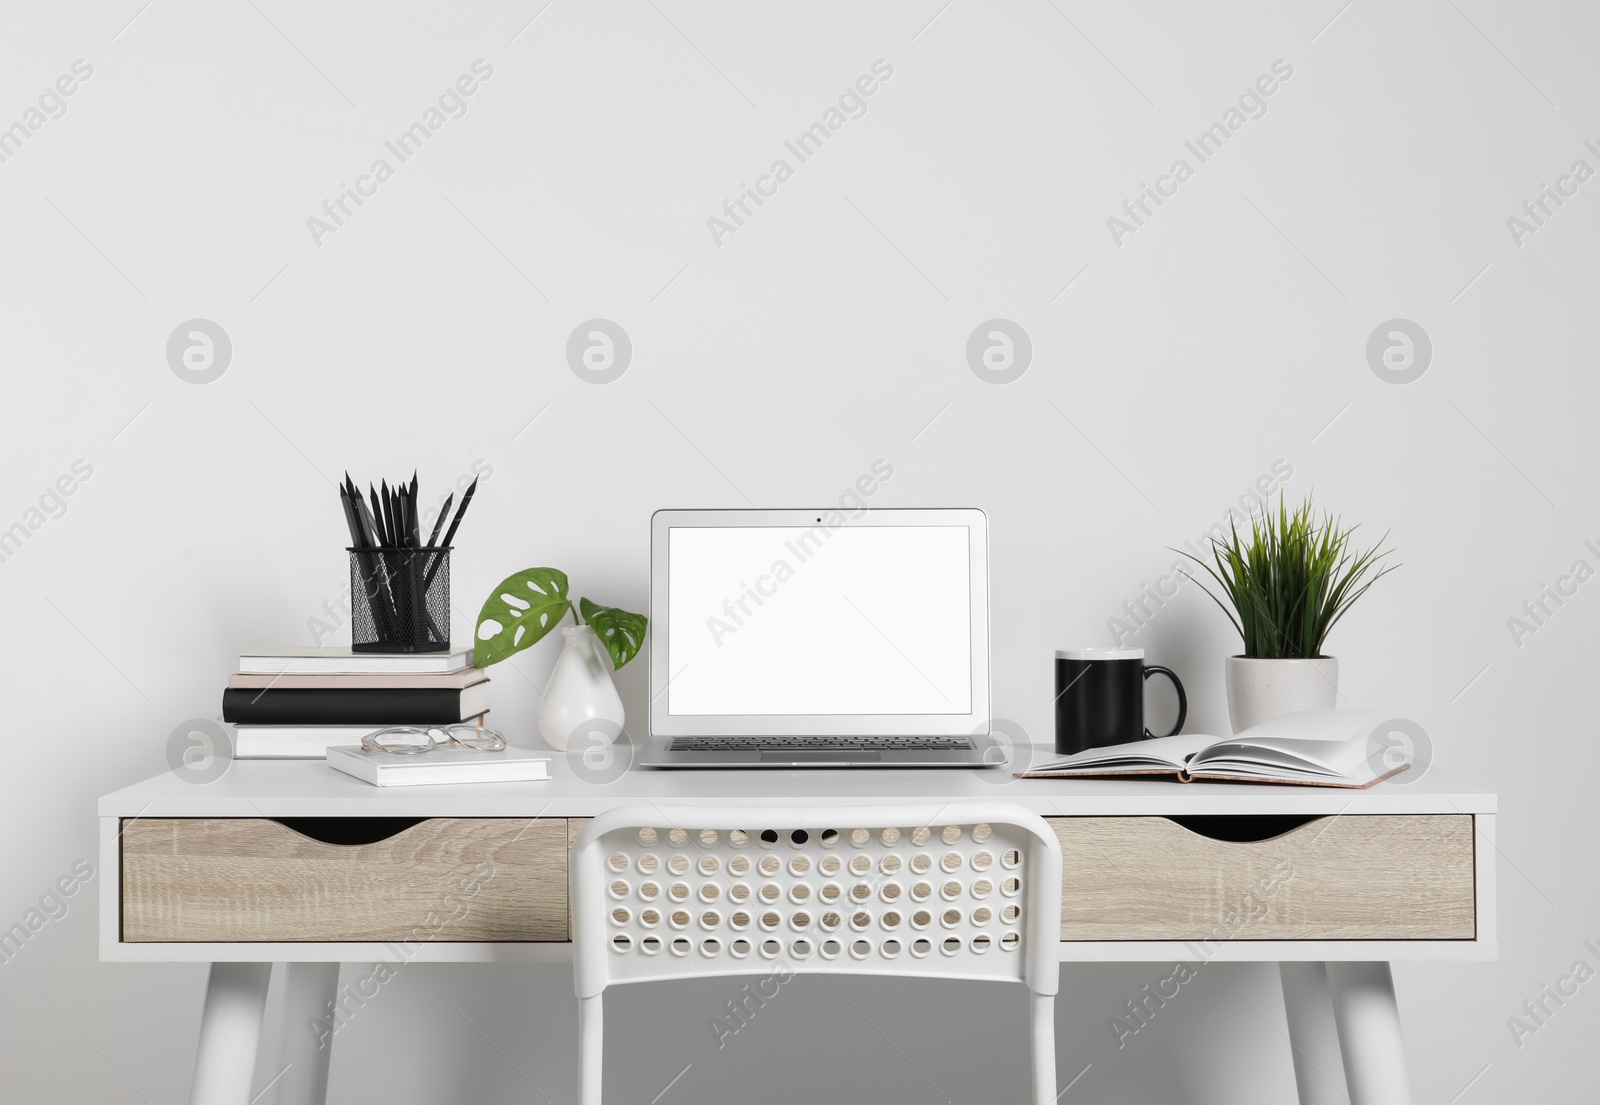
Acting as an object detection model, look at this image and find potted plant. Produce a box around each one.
[1175,494,1397,733]
[472,568,647,752]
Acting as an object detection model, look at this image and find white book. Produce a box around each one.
[232,724,395,759]
[232,715,490,758]
[237,645,474,675]
[229,670,488,690]
[325,744,550,787]
[1017,709,1410,789]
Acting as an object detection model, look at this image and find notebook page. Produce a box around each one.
[1031,732,1222,773]
[1191,736,1378,781]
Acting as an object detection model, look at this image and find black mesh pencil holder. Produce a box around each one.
[348,547,450,653]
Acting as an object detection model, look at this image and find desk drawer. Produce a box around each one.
[121,818,567,942]
[1052,814,1476,941]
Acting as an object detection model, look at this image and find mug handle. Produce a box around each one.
[1142,665,1187,737]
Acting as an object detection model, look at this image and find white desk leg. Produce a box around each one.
[1279,962,1347,1105]
[189,962,272,1105]
[1327,962,1414,1105]
[274,962,339,1105]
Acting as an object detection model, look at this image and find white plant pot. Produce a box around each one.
[1225,656,1339,734]
[537,626,625,753]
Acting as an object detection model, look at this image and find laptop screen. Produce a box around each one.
[666,524,973,716]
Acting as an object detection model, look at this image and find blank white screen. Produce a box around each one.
[668,525,972,716]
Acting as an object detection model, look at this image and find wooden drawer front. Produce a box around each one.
[568,818,590,935]
[122,818,568,942]
[1052,815,1476,941]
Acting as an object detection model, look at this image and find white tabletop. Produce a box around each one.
[99,756,1495,819]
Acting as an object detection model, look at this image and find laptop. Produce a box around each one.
[638,508,995,768]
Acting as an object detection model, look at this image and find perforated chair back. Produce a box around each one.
[572,803,1061,1104]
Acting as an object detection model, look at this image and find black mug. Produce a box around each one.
[1054,648,1187,755]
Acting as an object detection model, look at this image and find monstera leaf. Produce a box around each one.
[579,597,648,671]
[473,567,573,667]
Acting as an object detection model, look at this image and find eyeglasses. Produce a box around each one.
[360,724,507,756]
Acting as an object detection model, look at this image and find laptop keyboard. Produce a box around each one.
[669,735,974,752]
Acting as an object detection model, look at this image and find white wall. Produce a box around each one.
[2,1,1594,1101]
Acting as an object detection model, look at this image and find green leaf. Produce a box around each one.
[473,568,573,667]
[579,597,648,671]
[1170,493,1398,660]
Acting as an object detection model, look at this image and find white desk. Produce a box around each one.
[99,759,1496,1105]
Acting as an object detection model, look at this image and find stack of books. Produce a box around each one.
[223,646,486,758]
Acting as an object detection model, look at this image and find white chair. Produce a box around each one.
[571,802,1062,1104]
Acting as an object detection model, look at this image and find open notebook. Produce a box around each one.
[1017,709,1411,788]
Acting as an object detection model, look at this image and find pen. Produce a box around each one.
[422,475,477,589]
[409,472,420,547]
[381,479,397,547]
[427,493,452,548]
[344,476,399,640]
[368,485,387,546]
[437,475,477,551]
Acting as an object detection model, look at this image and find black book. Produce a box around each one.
[221,683,489,725]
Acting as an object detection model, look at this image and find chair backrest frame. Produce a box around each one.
[573,802,1061,999]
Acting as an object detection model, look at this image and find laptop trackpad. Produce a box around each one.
[760,750,879,764]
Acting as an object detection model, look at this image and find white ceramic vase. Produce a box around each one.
[1225,656,1339,734]
[537,626,625,753]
